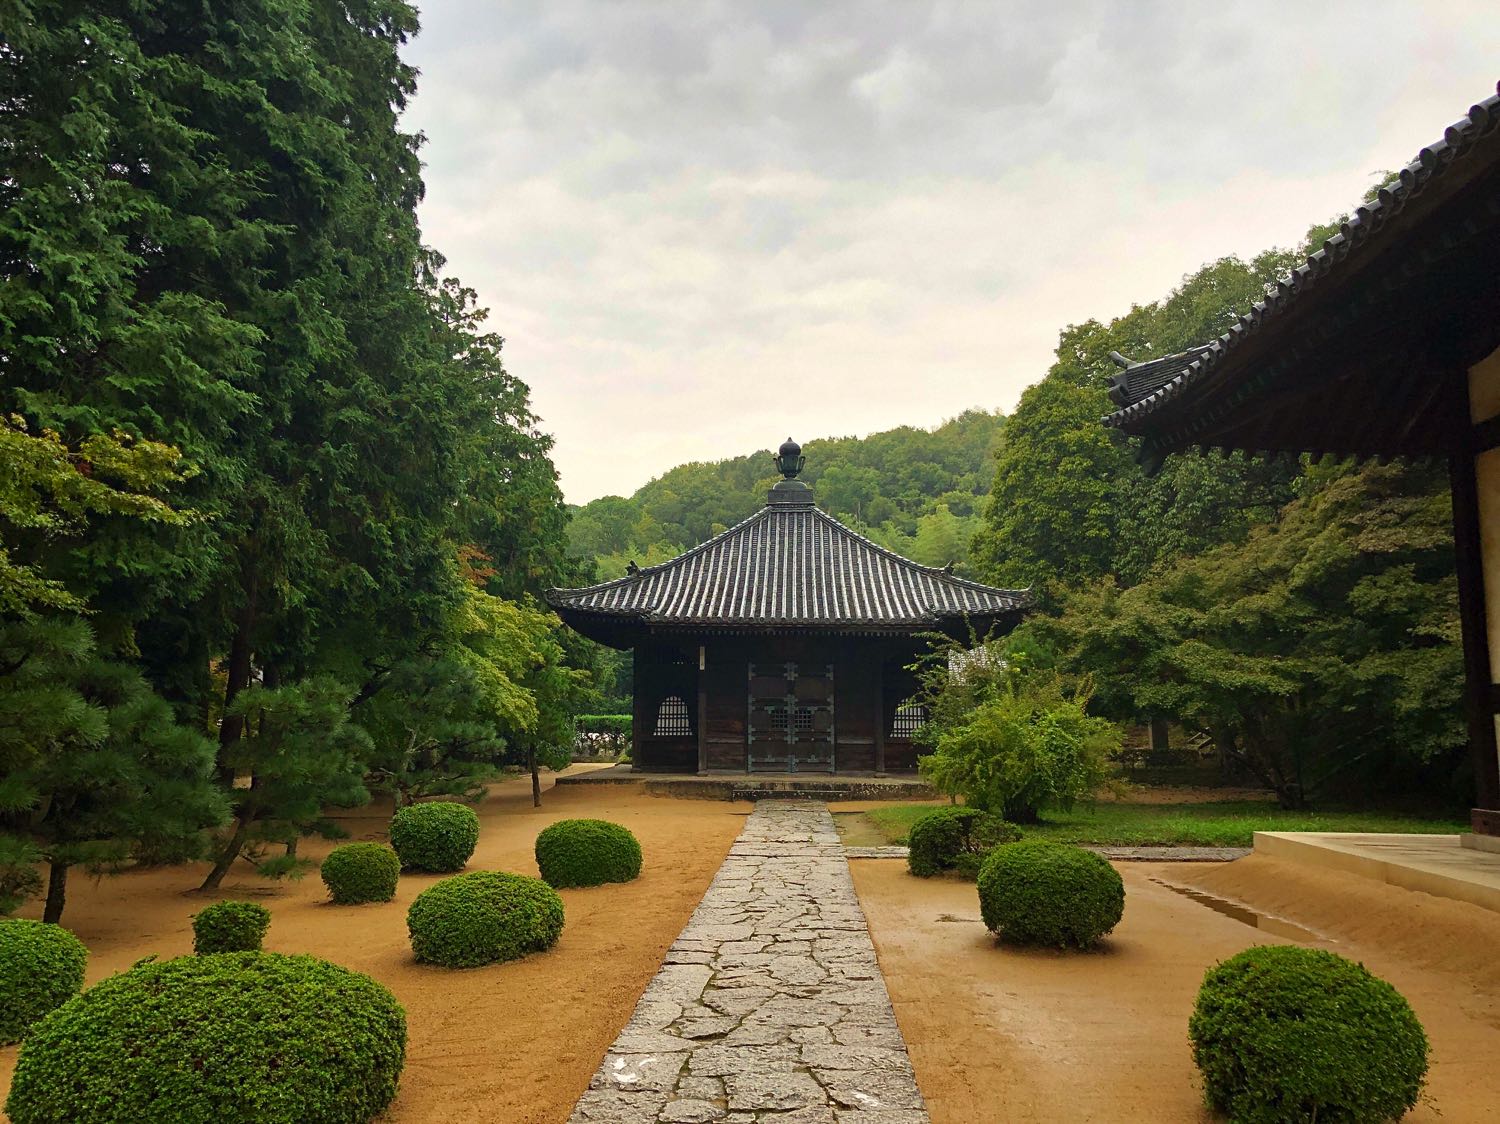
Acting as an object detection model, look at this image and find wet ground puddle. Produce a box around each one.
[1149,878,1325,942]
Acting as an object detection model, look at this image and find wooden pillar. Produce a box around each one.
[873,658,887,777]
[696,643,709,776]
[631,645,648,770]
[1449,450,1500,826]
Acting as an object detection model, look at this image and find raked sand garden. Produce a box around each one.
[5,773,1500,1123]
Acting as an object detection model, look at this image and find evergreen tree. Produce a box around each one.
[199,677,370,891]
[0,619,228,921]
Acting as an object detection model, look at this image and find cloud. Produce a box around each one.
[404,0,1499,501]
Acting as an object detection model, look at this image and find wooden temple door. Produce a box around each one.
[746,662,834,773]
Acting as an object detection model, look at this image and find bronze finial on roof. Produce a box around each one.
[775,437,805,479]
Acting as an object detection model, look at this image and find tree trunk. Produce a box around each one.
[200,811,251,891]
[529,746,541,808]
[216,575,258,785]
[1003,801,1040,824]
[42,861,67,923]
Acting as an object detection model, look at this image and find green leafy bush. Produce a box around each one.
[907,806,1021,878]
[388,801,480,872]
[1189,945,1428,1124]
[191,900,270,954]
[976,840,1124,948]
[0,919,88,1043]
[320,843,400,904]
[916,664,1116,823]
[5,952,406,1124]
[534,819,643,888]
[407,870,563,968]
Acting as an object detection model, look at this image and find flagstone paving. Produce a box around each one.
[568,800,929,1124]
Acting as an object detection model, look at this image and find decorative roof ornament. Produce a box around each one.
[769,436,814,507]
[775,437,805,479]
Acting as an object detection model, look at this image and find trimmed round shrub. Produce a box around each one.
[534,818,643,888]
[976,840,1124,948]
[191,899,270,954]
[407,870,564,968]
[321,843,400,904]
[0,919,88,1044]
[388,801,480,872]
[906,806,1021,878]
[1190,945,1428,1124]
[5,952,406,1124]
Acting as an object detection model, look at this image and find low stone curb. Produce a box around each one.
[843,844,1249,862]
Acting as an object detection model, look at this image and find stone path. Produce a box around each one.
[569,801,929,1124]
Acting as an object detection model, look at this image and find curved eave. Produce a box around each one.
[1100,85,1500,451]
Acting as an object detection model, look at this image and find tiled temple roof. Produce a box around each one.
[546,499,1027,631]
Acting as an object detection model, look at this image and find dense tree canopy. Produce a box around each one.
[0,1,582,916]
[1028,464,1465,808]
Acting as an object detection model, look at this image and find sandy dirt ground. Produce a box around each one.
[0,768,749,1124]
[852,857,1500,1124]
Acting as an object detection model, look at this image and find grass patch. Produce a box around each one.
[848,802,1467,849]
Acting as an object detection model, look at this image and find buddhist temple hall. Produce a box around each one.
[546,439,1029,775]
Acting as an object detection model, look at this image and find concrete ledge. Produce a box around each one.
[1253,831,1500,915]
[555,764,937,803]
[1461,831,1500,855]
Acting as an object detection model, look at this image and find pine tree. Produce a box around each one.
[0,619,228,922]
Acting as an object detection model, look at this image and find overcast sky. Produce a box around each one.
[403,2,1499,504]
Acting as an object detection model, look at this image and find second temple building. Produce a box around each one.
[547,440,1029,775]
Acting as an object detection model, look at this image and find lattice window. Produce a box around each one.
[793,707,814,732]
[654,695,691,737]
[892,703,928,738]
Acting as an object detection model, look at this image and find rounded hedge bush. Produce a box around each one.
[976,840,1124,948]
[191,899,270,954]
[321,842,400,904]
[0,919,88,1044]
[906,806,1021,879]
[534,818,643,888]
[407,870,564,968]
[388,801,480,873]
[4,952,406,1124]
[1190,945,1428,1124]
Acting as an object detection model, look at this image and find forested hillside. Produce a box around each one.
[568,409,1005,578]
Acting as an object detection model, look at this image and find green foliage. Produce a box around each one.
[0,919,87,1043]
[569,411,1004,576]
[1189,945,1428,1124]
[191,900,270,954]
[975,841,1124,948]
[914,643,1116,822]
[0,618,228,922]
[204,678,371,888]
[852,802,1466,849]
[388,802,481,873]
[4,952,406,1124]
[3,0,583,906]
[1038,463,1464,808]
[0,418,193,617]
[0,837,43,915]
[406,871,564,968]
[969,246,1328,594]
[534,819,643,888]
[575,715,631,756]
[906,806,1021,878]
[320,843,400,905]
